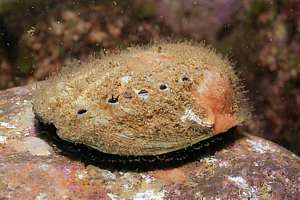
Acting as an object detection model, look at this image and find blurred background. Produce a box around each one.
[0,0,299,155]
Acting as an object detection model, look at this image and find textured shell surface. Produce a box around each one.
[33,42,248,156]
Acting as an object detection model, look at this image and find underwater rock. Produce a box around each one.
[0,85,300,199]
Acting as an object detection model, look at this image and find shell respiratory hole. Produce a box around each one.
[33,42,250,156]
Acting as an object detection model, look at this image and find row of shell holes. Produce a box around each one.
[77,76,190,115]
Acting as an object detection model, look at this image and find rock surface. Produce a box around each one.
[0,85,299,200]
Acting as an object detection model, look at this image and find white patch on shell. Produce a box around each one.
[227,176,259,200]
[74,96,90,111]
[0,122,16,129]
[135,89,149,100]
[119,105,134,115]
[133,190,165,200]
[120,75,131,86]
[0,109,3,114]
[109,101,120,107]
[107,193,119,200]
[180,109,213,128]
[0,134,7,144]
[35,193,48,200]
[197,70,215,94]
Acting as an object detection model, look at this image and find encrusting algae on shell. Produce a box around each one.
[33,42,249,156]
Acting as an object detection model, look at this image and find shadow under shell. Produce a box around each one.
[35,117,242,172]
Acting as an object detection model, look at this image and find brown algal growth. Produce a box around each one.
[32,42,249,155]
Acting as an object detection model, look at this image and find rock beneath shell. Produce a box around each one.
[0,85,299,199]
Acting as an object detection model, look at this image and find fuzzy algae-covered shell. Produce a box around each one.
[33,42,248,156]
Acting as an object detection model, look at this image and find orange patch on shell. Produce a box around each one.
[126,52,174,73]
[195,69,238,134]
